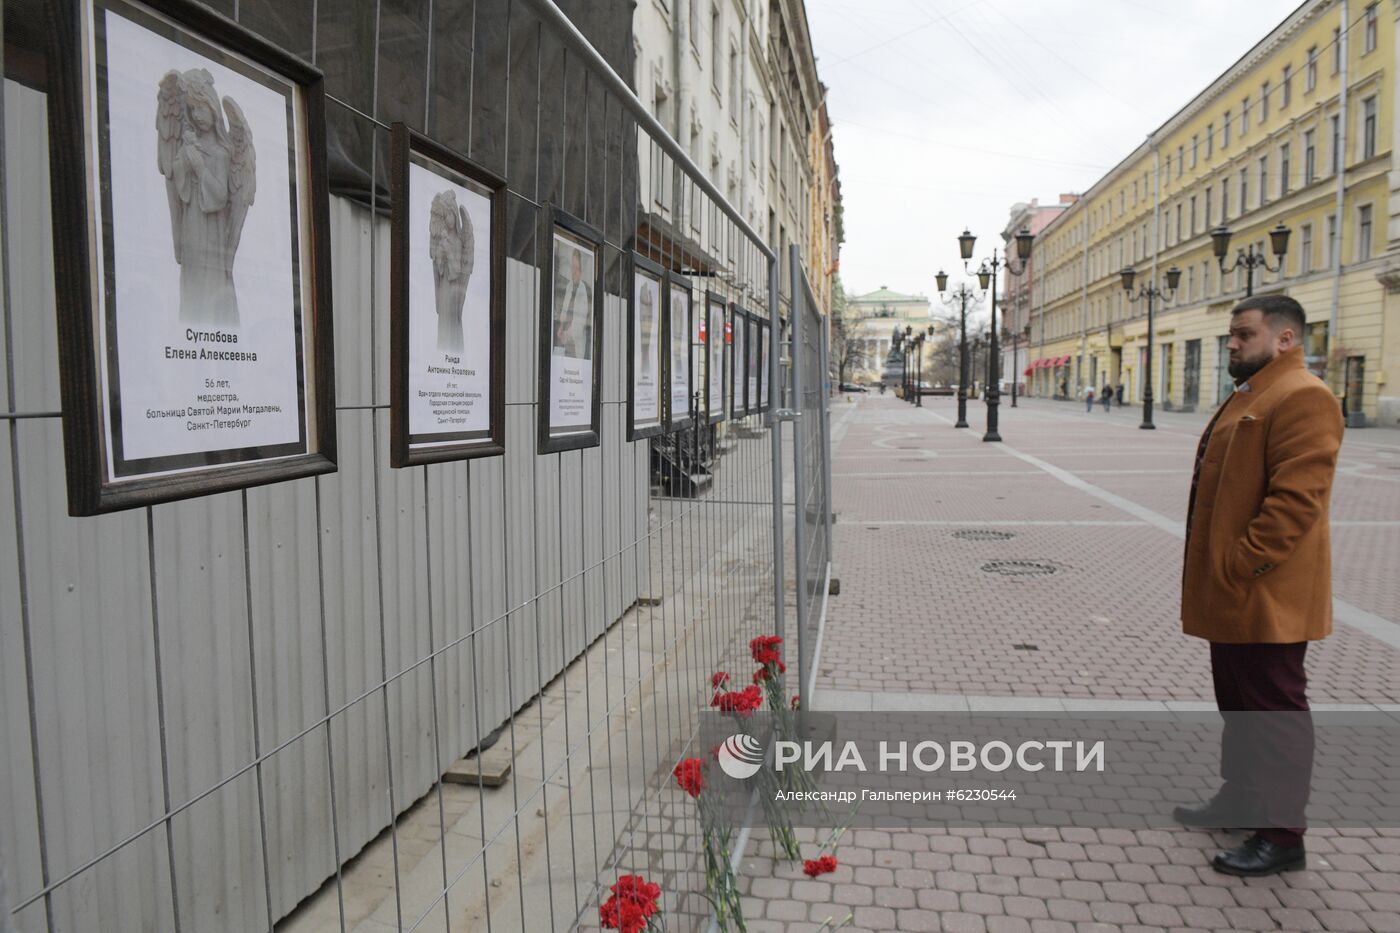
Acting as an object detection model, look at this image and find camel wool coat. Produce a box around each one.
[1181,346,1344,644]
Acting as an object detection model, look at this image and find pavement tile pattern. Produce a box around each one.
[735,394,1400,933]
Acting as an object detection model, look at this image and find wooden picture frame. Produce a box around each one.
[730,304,750,418]
[704,291,726,425]
[537,207,605,454]
[389,123,506,467]
[664,272,695,433]
[44,0,336,515]
[627,252,666,441]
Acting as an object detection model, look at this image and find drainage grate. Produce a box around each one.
[952,529,1015,541]
[980,560,1061,577]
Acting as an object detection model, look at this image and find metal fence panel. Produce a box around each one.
[1,1,794,930]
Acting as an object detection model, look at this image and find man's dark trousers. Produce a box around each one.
[1210,642,1313,847]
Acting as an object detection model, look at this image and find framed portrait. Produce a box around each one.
[538,207,604,453]
[44,0,335,515]
[665,274,694,432]
[757,318,774,413]
[746,312,761,416]
[704,291,726,425]
[730,305,749,419]
[389,124,505,467]
[628,253,665,441]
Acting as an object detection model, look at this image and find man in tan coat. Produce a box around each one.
[1175,294,1343,876]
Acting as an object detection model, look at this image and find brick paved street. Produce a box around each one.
[738,393,1400,933]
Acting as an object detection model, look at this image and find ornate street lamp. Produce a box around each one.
[1119,264,1181,430]
[1210,222,1290,297]
[955,227,1034,442]
[936,273,979,428]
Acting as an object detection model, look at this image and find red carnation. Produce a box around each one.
[672,758,705,798]
[712,671,730,688]
[715,684,764,717]
[750,635,784,666]
[791,694,801,711]
[802,855,838,877]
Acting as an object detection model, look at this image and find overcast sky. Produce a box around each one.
[806,0,1305,305]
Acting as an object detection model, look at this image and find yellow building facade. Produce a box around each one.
[1028,0,1399,425]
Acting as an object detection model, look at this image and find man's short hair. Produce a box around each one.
[1232,294,1306,339]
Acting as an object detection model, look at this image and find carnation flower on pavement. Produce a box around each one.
[802,855,838,878]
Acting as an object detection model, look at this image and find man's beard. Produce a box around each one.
[1228,351,1273,382]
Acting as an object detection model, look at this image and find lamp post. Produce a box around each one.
[935,272,977,428]
[1003,323,1031,408]
[956,226,1035,442]
[1210,222,1290,297]
[1119,264,1181,430]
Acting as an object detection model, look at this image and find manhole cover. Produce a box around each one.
[980,560,1061,577]
[952,529,1015,541]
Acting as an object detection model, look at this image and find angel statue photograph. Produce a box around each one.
[157,67,256,327]
[429,189,475,353]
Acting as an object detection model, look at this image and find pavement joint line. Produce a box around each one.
[812,687,1400,714]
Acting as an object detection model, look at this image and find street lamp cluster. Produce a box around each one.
[916,219,1287,437]
[892,324,934,407]
[933,227,1034,442]
[1116,221,1288,429]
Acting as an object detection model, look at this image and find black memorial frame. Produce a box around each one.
[537,206,605,454]
[389,123,507,467]
[44,0,336,515]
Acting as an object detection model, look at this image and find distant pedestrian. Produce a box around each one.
[1101,383,1112,411]
[1116,384,1125,406]
[1175,294,1343,877]
[1085,387,1095,412]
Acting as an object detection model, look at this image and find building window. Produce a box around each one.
[1325,212,1337,268]
[1304,129,1316,183]
[729,46,740,114]
[1363,95,1377,159]
[1165,153,1172,179]
[711,6,722,92]
[1223,110,1231,147]
[1177,144,1184,177]
[1261,81,1270,121]
[1333,27,1342,74]
[1175,203,1182,243]
[1221,177,1230,222]
[1207,122,1215,157]
[1282,66,1292,107]
[1191,134,1198,167]
[1189,195,1197,234]
[1240,168,1248,213]
[1205,186,1212,228]
[1242,97,1250,134]
[1306,47,1317,91]
[1330,113,1341,173]
[1300,223,1313,274]
[1358,204,1373,260]
[1258,156,1268,205]
[1279,143,1290,196]
[1365,3,1378,54]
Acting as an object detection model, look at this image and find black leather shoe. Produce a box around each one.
[1211,834,1306,877]
[1172,796,1236,828]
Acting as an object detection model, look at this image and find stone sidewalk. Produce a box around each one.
[735,394,1400,933]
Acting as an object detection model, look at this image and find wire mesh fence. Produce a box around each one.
[787,245,835,703]
[0,0,832,931]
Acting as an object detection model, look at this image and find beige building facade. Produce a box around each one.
[1027,0,1399,424]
